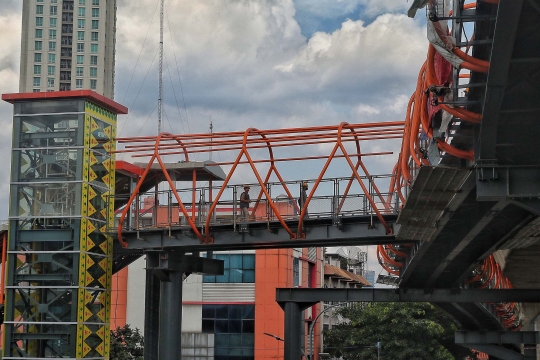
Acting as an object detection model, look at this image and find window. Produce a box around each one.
[35,29,43,39]
[33,77,41,87]
[37,0,43,2]
[78,7,85,17]
[90,79,97,89]
[50,18,57,27]
[36,5,44,14]
[79,0,86,4]
[48,53,56,64]
[77,31,85,40]
[201,305,255,358]
[76,79,83,89]
[91,8,99,17]
[90,67,97,77]
[48,65,55,76]
[76,67,84,76]
[35,41,42,51]
[34,65,42,75]
[51,0,57,3]
[203,254,255,283]
[77,43,84,52]
[293,257,300,287]
[90,55,97,65]
[91,32,98,41]
[77,55,84,64]
[48,41,56,51]
[36,17,43,26]
[78,19,85,29]
[49,29,56,39]
[90,44,98,53]
[50,6,57,15]
[47,78,55,88]
[91,20,99,29]
[92,0,99,5]
[34,53,42,62]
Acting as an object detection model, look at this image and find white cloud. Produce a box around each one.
[0,0,425,257]
[355,104,380,115]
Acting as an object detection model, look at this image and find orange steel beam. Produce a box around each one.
[117,130,404,155]
[116,121,403,246]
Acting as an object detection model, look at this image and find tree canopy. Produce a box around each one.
[110,324,144,360]
[323,302,477,360]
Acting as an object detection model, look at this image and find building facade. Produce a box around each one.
[111,246,324,360]
[20,0,116,98]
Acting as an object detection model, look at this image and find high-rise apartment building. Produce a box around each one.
[19,0,116,99]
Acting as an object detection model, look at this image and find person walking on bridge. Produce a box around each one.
[240,185,251,221]
[299,182,309,217]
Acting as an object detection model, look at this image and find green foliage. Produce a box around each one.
[323,303,477,360]
[110,324,144,360]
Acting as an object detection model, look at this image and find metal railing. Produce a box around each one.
[111,175,400,232]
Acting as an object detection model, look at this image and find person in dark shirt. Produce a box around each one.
[299,182,308,216]
[240,185,251,220]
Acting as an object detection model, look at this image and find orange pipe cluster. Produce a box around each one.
[378,0,495,276]
[115,121,404,246]
[466,255,523,330]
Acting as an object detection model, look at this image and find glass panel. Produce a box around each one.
[215,320,228,334]
[216,254,229,268]
[229,254,242,268]
[203,275,215,283]
[229,320,241,333]
[13,148,81,182]
[243,270,255,283]
[241,305,255,319]
[11,183,81,217]
[215,305,228,319]
[229,305,242,319]
[242,334,254,347]
[201,305,215,319]
[201,319,214,333]
[229,268,242,283]
[17,100,82,115]
[17,114,80,147]
[243,254,255,269]
[242,320,254,333]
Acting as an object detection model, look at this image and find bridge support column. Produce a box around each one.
[284,302,303,360]
[144,253,160,360]
[159,270,183,359]
[144,251,224,360]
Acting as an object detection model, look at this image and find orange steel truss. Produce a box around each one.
[114,121,404,246]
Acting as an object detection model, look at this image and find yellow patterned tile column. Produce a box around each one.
[75,101,119,359]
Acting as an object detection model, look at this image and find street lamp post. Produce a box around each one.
[308,302,349,360]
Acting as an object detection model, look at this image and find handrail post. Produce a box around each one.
[233,186,238,229]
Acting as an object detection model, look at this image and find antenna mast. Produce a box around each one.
[209,117,213,160]
[158,0,164,134]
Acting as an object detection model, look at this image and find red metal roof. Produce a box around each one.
[116,160,145,177]
[1,90,128,114]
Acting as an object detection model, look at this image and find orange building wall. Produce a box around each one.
[255,248,323,360]
[110,267,128,330]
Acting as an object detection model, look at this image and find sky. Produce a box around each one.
[0,0,427,275]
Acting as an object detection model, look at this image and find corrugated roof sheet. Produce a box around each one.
[324,264,371,286]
